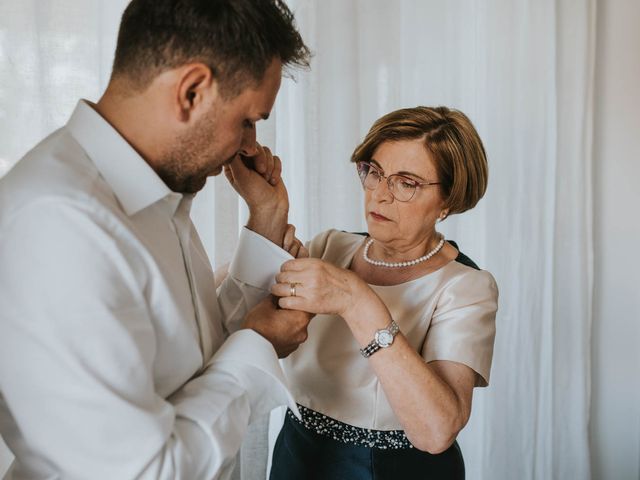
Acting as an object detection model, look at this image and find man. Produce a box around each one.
[0,1,311,478]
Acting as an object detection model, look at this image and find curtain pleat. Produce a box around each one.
[267,1,595,479]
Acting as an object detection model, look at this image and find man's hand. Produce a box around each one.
[283,224,309,259]
[224,144,288,213]
[243,296,314,358]
[224,144,289,245]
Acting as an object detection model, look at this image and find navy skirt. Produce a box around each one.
[270,410,465,480]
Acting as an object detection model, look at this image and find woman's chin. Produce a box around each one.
[365,222,391,240]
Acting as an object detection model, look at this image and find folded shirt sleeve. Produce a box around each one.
[216,227,294,334]
[0,201,297,480]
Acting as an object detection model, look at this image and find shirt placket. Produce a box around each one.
[171,197,213,367]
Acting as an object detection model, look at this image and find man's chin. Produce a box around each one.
[181,176,208,194]
[210,156,236,177]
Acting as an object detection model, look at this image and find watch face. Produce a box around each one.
[376,330,393,347]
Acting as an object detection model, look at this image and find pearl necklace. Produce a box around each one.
[363,236,445,268]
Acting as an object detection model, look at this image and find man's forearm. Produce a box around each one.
[246,207,288,247]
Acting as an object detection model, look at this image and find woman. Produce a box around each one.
[269,106,498,479]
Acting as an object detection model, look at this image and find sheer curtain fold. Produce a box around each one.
[0,1,595,478]
[552,1,596,479]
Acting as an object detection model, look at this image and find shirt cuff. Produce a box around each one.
[208,329,301,420]
[229,227,293,290]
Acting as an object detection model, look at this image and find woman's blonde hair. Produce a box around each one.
[351,106,488,217]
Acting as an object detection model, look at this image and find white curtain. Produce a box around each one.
[0,1,595,479]
[272,1,596,479]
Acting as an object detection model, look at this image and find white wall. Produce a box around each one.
[591,0,640,479]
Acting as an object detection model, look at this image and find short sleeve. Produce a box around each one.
[307,229,336,259]
[307,229,363,266]
[421,269,498,387]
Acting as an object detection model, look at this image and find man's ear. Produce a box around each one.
[174,63,216,122]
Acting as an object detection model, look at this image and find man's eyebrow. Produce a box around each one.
[260,113,270,120]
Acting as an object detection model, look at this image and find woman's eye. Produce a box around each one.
[243,119,255,129]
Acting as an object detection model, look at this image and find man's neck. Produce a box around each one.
[95,86,166,172]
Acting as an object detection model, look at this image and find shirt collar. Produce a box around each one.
[66,100,173,216]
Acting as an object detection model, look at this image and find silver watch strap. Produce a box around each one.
[387,321,400,337]
[360,340,381,358]
[359,320,399,358]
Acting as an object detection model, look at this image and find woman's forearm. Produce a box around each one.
[271,259,475,452]
[342,288,473,453]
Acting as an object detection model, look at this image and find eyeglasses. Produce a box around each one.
[356,161,441,202]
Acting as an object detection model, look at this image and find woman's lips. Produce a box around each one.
[369,211,391,222]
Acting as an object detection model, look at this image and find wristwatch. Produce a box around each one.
[359,320,400,358]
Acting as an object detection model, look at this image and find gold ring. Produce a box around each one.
[290,282,298,297]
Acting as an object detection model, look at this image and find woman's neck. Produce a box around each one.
[351,235,459,287]
[369,232,441,263]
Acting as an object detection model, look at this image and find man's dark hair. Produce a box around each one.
[112,0,310,96]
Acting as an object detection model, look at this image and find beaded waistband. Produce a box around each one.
[288,405,413,450]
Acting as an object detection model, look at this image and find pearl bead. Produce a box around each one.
[363,236,445,268]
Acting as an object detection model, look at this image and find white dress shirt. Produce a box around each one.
[0,101,296,479]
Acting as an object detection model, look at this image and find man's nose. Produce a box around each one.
[239,128,258,157]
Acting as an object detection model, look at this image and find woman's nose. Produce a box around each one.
[372,177,394,202]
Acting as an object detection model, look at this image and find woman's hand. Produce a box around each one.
[282,224,309,259]
[271,258,369,316]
